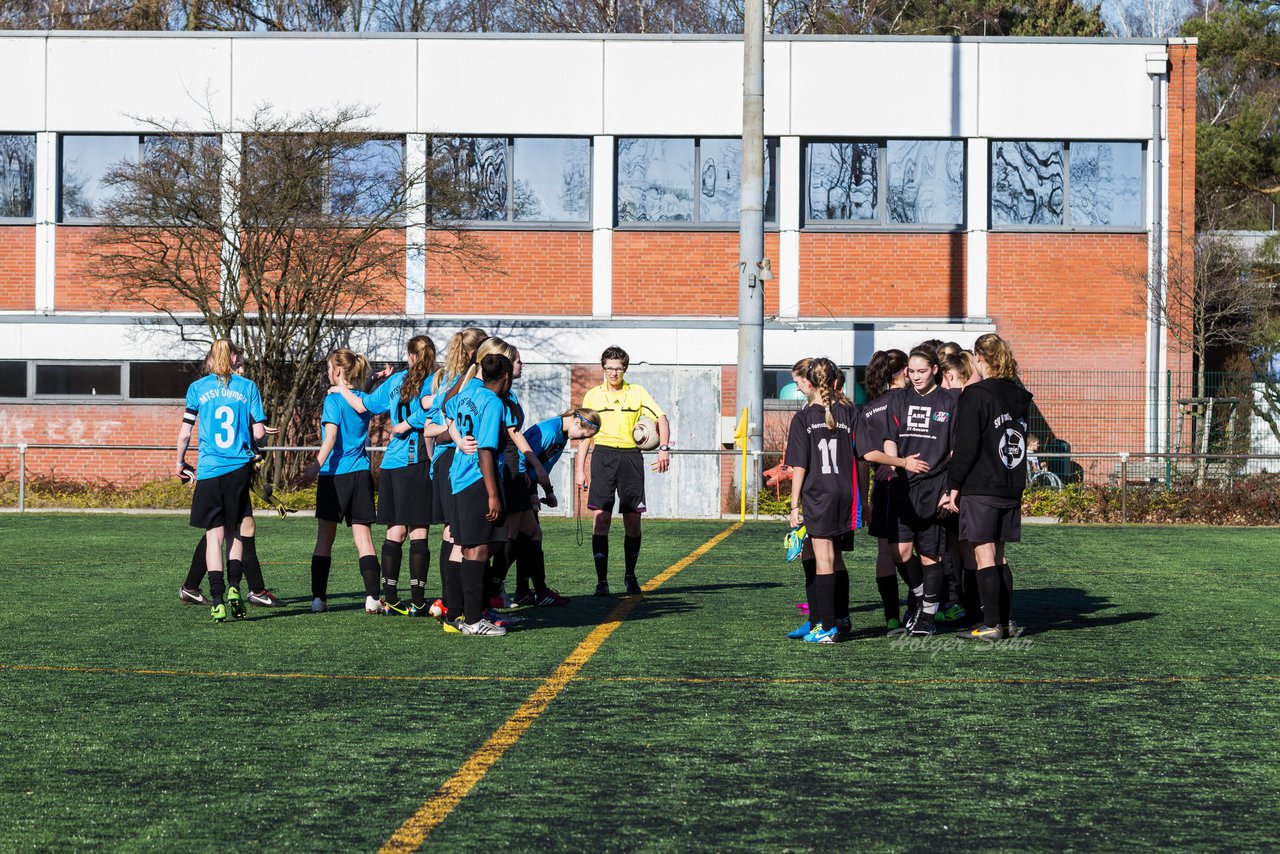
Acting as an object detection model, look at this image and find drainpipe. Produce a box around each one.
[1147,50,1169,453]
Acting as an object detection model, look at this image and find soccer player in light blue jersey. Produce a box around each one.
[176,339,267,623]
[332,336,437,615]
[310,348,378,613]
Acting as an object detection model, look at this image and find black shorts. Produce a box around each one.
[867,477,896,540]
[503,467,534,513]
[316,470,376,526]
[376,461,432,527]
[189,462,253,530]
[588,445,646,515]
[448,479,507,547]
[430,448,455,527]
[800,484,853,542]
[959,494,1023,544]
[892,475,948,558]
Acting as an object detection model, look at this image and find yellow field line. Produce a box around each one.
[3,662,1275,690]
[377,522,742,854]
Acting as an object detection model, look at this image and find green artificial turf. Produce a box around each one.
[1,515,1277,851]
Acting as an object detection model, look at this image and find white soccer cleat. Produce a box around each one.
[311,597,327,613]
[365,596,383,614]
[459,618,508,637]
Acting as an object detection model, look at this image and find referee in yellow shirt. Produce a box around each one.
[575,346,671,596]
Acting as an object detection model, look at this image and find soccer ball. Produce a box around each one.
[632,417,661,451]
[428,599,447,620]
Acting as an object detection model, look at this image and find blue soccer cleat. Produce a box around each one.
[786,620,812,639]
[803,623,839,644]
[784,525,807,562]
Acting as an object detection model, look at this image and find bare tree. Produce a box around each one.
[89,105,495,485]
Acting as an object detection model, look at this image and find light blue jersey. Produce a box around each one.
[363,369,425,469]
[320,390,373,476]
[423,373,462,466]
[184,373,265,480]
[523,416,569,474]
[445,379,505,494]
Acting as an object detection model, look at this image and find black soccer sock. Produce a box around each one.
[834,570,850,624]
[813,574,837,631]
[623,534,641,578]
[438,540,453,597]
[998,562,1015,626]
[804,575,818,626]
[241,535,265,593]
[921,563,943,624]
[491,538,513,583]
[976,566,1001,629]
[876,573,899,621]
[442,556,463,618]
[529,538,549,594]
[358,555,380,599]
[381,540,403,603]
[408,540,430,607]
[484,554,500,605]
[460,558,486,625]
[896,557,924,612]
[592,534,609,583]
[208,568,225,605]
[227,558,243,592]
[184,535,207,590]
[962,568,981,622]
[310,554,332,601]
[801,556,817,589]
[511,531,534,593]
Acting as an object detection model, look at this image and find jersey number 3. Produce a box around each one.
[213,405,236,449]
[817,438,840,475]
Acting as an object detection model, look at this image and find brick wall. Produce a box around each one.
[0,226,34,310]
[988,232,1149,453]
[613,232,781,316]
[426,230,591,315]
[799,232,965,318]
[0,403,180,486]
[1166,41,1197,378]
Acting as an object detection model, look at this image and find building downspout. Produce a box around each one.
[1147,51,1169,453]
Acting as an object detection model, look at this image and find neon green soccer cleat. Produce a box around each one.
[210,604,227,623]
[226,586,246,620]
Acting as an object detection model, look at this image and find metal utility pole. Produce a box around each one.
[737,0,766,504]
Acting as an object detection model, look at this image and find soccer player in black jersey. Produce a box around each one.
[946,334,1033,640]
[881,346,959,636]
[853,349,910,633]
[786,358,859,644]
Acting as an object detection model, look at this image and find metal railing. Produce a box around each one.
[4,442,1280,523]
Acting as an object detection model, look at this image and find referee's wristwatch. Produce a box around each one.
[658,445,670,452]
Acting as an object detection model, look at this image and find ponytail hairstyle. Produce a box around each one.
[206,339,239,386]
[790,357,812,377]
[328,347,369,390]
[864,349,909,399]
[973,333,1019,380]
[562,407,602,437]
[806,357,849,430]
[940,350,975,386]
[937,341,963,359]
[400,335,436,406]
[908,345,941,385]
[432,326,489,393]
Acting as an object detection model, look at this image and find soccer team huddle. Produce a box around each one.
[783,335,1033,644]
[176,332,670,637]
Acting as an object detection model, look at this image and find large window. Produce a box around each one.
[806,140,965,227]
[991,140,1144,228]
[60,134,220,223]
[0,134,36,220]
[130,361,203,399]
[1,361,206,399]
[616,137,776,225]
[432,136,590,224]
[0,360,26,397]
[35,363,123,397]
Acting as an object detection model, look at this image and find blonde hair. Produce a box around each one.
[453,336,517,389]
[791,357,812,377]
[432,326,488,393]
[937,341,964,358]
[806,357,850,430]
[327,347,369,390]
[206,339,239,386]
[401,335,436,405]
[973,333,1019,380]
[562,407,601,435]
[940,351,975,385]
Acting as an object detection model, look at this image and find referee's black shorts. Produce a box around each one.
[316,470,376,526]
[587,445,646,515]
[189,462,253,531]
[376,460,432,527]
